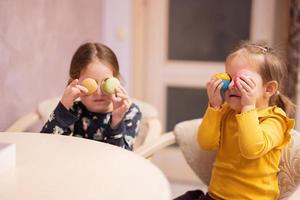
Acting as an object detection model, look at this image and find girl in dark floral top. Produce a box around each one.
[41,42,141,150]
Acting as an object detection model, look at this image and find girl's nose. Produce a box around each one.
[228,80,236,90]
[95,83,102,95]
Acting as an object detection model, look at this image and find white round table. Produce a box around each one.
[0,132,171,200]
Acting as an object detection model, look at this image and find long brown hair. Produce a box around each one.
[226,41,296,117]
[68,42,120,83]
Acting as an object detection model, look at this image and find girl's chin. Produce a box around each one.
[227,104,242,112]
[88,106,112,113]
[225,99,241,111]
[84,102,113,113]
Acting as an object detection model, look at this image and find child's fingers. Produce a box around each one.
[117,85,128,95]
[206,78,223,107]
[66,79,88,95]
[236,78,254,96]
[115,85,130,99]
[115,92,128,100]
[120,99,131,111]
[114,91,132,107]
[213,79,223,92]
[238,80,251,93]
[235,79,246,95]
[111,86,131,111]
[207,78,222,95]
[216,81,224,92]
[239,75,256,89]
[114,87,128,98]
[75,85,89,94]
[114,86,131,101]
[110,93,118,102]
[68,79,79,87]
[206,78,216,90]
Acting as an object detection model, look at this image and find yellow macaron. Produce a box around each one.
[81,78,98,95]
[213,72,231,91]
[214,72,231,80]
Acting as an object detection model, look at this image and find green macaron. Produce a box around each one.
[100,77,120,95]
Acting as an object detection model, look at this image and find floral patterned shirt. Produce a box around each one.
[41,101,142,150]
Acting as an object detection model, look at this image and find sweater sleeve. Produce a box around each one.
[40,102,78,135]
[236,107,295,159]
[104,103,142,150]
[197,105,225,150]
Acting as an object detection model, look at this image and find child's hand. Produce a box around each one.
[235,74,257,112]
[206,77,224,109]
[61,79,88,109]
[110,85,131,128]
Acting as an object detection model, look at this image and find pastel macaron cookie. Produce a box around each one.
[81,78,98,95]
[100,77,120,95]
[214,72,231,91]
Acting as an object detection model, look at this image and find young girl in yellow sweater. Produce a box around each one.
[175,42,295,200]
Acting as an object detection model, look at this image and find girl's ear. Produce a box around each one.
[264,80,278,98]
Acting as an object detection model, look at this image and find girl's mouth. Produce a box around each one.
[229,94,241,98]
[93,99,106,102]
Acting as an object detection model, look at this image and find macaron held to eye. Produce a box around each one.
[214,72,231,91]
[100,77,120,95]
[81,78,98,95]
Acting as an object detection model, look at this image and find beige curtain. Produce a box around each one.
[286,0,300,103]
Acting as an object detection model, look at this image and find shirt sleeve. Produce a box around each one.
[236,107,295,159]
[104,103,142,150]
[197,105,226,150]
[40,101,78,135]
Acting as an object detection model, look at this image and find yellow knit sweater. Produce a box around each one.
[198,104,294,200]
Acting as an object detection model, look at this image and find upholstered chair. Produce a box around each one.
[6,96,162,151]
[136,118,300,199]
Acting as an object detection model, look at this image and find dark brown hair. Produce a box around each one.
[226,41,296,117]
[69,42,120,83]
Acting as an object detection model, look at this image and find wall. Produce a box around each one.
[0,0,104,130]
[101,0,133,94]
